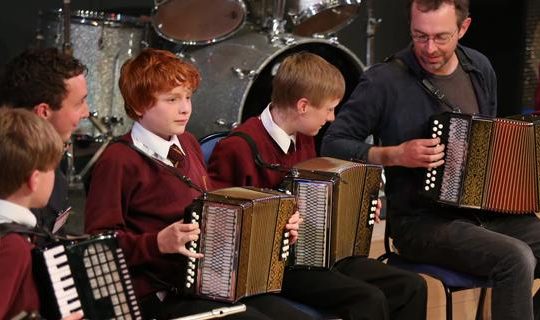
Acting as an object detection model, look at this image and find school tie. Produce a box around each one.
[287,141,295,154]
[167,144,185,168]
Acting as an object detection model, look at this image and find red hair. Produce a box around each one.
[119,48,201,120]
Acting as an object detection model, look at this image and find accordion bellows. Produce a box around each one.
[32,232,142,320]
[185,187,293,302]
[282,157,382,269]
[424,112,540,214]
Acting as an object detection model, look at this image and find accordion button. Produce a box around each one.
[425,186,430,191]
[284,232,290,238]
[437,131,442,136]
[427,172,431,178]
[432,170,437,175]
[187,275,194,282]
[431,177,436,182]
[186,282,192,288]
[426,179,430,184]
[188,262,195,268]
[189,257,196,262]
[432,133,437,138]
[430,183,435,188]
[434,120,439,125]
[283,239,289,245]
[432,127,437,131]
[281,253,287,259]
[370,214,375,218]
[371,200,378,205]
[438,124,443,129]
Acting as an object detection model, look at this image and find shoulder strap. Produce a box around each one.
[0,223,53,241]
[229,131,287,172]
[388,56,462,113]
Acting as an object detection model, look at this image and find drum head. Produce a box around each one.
[292,4,361,37]
[152,0,246,45]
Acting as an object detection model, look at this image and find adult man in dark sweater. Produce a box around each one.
[0,48,90,235]
[208,52,427,320]
[85,48,321,320]
[322,1,540,319]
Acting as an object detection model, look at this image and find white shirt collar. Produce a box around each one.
[260,104,296,154]
[131,122,185,166]
[0,199,37,227]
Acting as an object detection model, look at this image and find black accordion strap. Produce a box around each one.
[114,139,207,195]
[229,131,290,173]
[387,56,462,113]
[0,222,57,243]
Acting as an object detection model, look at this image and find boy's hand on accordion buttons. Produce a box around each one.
[375,199,382,223]
[396,138,445,168]
[286,211,302,245]
[157,220,204,258]
[62,311,84,320]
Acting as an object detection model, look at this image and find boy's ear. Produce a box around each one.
[27,170,41,193]
[296,98,310,114]
[34,103,52,119]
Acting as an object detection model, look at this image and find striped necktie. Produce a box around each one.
[167,144,185,168]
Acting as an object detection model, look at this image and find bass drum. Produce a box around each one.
[186,26,365,140]
[42,10,145,137]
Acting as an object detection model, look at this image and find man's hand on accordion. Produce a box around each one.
[286,211,303,245]
[62,310,84,320]
[157,220,204,258]
[374,137,445,168]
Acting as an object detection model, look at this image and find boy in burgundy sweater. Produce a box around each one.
[85,48,320,320]
[208,52,428,320]
[0,108,82,320]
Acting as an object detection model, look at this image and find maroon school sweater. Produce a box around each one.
[0,234,40,319]
[85,132,209,300]
[207,117,316,189]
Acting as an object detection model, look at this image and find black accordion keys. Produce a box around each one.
[184,187,293,302]
[32,232,142,319]
[424,112,540,214]
[281,157,382,269]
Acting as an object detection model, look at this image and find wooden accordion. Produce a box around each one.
[32,232,142,320]
[184,187,293,302]
[423,112,540,214]
[281,157,382,269]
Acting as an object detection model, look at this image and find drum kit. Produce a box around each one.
[37,0,380,188]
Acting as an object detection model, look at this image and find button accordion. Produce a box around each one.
[32,232,142,319]
[281,157,382,269]
[184,187,293,302]
[423,112,540,214]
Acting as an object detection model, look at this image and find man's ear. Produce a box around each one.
[34,103,52,119]
[27,170,40,193]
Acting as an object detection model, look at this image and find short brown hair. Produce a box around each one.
[0,48,87,111]
[0,108,63,198]
[271,52,345,109]
[119,48,201,120]
[408,0,469,27]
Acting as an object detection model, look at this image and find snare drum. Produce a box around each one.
[151,0,246,45]
[247,0,362,37]
[42,10,145,137]
[185,25,365,139]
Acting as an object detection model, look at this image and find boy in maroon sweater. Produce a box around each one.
[0,108,82,320]
[208,52,428,320]
[85,48,320,320]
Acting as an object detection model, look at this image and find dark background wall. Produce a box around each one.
[0,0,535,115]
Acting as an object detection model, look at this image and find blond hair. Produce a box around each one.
[0,108,63,198]
[271,52,345,109]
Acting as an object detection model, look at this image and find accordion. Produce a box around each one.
[423,112,540,214]
[32,232,142,320]
[184,187,293,302]
[281,157,382,269]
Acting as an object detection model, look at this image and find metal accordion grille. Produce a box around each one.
[295,180,331,267]
[439,117,470,203]
[199,204,238,299]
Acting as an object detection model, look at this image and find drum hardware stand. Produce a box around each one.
[365,0,382,67]
[62,0,73,56]
[267,0,287,41]
[65,113,114,190]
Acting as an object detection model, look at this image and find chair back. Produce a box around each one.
[199,131,229,164]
